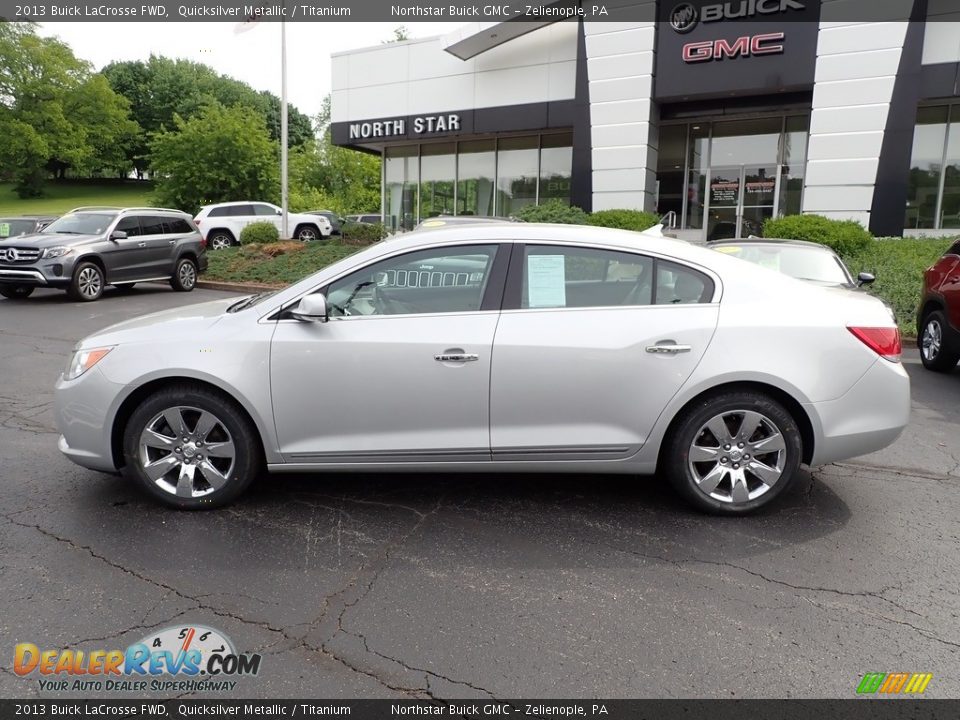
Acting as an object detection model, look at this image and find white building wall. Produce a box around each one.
[330,24,577,124]
[584,13,658,212]
[923,0,960,65]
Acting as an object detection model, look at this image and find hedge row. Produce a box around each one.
[513,200,660,232]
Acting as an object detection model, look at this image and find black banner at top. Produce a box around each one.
[0,0,951,23]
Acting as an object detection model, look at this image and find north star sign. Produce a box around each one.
[348,114,461,140]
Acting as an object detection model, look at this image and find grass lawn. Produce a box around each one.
[0,180,156,216]
[204,240,368,286]
[844,236,957,338]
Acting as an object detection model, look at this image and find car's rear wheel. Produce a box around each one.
[68,262,104,302]
[208,231,234,250]
[295,224,319,242]
[122,385,261,509]
[170,257,198,292]
[919,310,959,372]
[0,284,34,299]
[665,391,802,515]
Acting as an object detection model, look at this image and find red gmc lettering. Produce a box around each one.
[682,32,785,63]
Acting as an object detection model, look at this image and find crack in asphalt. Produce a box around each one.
[0,498,491,699]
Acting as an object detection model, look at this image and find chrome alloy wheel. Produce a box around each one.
[921,318,942,362]
[77,266,102,299]
[210,234,232,250]
[178,261,196,289]
[297,226,317,242]
[688,410,786,504]
[138,406,236,498]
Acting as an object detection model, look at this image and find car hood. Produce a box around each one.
[0,232,100,248]
[78,297,239,348]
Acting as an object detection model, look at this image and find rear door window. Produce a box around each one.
[140,216,168,235]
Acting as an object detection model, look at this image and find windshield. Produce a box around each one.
[42,213,117,236]
[715,244,852,285]
[0,219,40,238]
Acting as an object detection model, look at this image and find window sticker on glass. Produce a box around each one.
[0,223,9,238]
[527,254,566,308]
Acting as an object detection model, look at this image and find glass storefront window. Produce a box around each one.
[419,143,455,219]
[539,133,573,205]
[779,115,809,217]
[384,145,419,233]
[905,106,949,230]
[656,125,686,222]
[496,136,538,216]
[457,140,496,217]
[686,124,709,230]
[941,106,960,230]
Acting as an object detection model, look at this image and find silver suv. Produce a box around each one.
[0,207,207,302]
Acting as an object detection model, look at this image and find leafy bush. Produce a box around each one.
[587,209,660,232]
[342,221,386,245]
[763,214,873,257]
[844,237,954,337]
[239,221,280,245]
[513,199,590,225]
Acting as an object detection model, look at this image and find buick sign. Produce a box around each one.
[670,0,805,32]
[670,3,699,33]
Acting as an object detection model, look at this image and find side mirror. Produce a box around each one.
[291,293,328,323]
[857,272,876,287]
[110,230,127,241]
[276,209,282,215]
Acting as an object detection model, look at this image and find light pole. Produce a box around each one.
[280,16,288,239]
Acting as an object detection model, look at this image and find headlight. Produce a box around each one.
[42,247,72,259]
[64,346,114,381]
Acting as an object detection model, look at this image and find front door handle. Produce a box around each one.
[646,344,692,355]
[434,352,479,363]
[137,241,146,248]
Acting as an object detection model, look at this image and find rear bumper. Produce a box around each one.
[807,357,911,466]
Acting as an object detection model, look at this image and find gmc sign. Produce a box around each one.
[682,32,785,63]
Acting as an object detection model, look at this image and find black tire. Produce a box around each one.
[664,391,803,515]
[68,261,104,302]
[0,284,34,299]
[295,224,320,243]
[919,310,960,372]
[208,230,235,251]
[170,257,198,292]
[122,384,262,509]
[114,283,137,293]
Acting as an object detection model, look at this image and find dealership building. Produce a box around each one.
[331,0,960,240]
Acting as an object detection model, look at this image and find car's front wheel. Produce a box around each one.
[295,224,320,242]
[0,284,34,299]
[665,391,803,515]
[919,310,959,372]
[122,384,261,509]
[170,257,198,292]
[68,262,104,302]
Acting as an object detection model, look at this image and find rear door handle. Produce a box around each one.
[137,241,146,248]
[646,344,692,355]
[434,353,479,363]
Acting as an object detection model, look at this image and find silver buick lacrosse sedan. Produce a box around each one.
[54,223,910,515]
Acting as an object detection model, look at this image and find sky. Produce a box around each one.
[38,22,465,120]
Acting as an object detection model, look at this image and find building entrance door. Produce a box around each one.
[705,164,778,241]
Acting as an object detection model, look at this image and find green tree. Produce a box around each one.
[149,104,278,214]
[289,95,380,214]
[0,23,138,196]
[101,56,313,174]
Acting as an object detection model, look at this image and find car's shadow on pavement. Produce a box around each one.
[83,466,849,569]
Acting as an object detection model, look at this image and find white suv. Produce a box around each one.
[194,202,332,250]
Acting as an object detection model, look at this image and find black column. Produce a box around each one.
[569,18,593,212]
[869,0,928,237]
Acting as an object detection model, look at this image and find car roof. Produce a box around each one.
[68,206,190,216]
[0,215,56,221]
[709,237,832,251]
[200,201,272,209]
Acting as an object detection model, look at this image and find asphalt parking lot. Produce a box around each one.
[1,285,958,699]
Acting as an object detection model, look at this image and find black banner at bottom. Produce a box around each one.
[1,700,959,720]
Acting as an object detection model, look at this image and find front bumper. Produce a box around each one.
[807,356,911,466]
[0,264,70,287]
[55,366,123,473]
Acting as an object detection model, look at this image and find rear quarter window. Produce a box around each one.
[167,218,193,234]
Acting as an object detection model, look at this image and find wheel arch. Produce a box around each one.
[293,222,321,238]
[207,227,236,244]
[110,376,269,471]
[656,380,816,471]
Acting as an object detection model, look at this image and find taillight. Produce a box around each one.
[848,327,901,362]
[200,236,207,249]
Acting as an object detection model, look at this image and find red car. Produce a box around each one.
[918,239,960,372]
